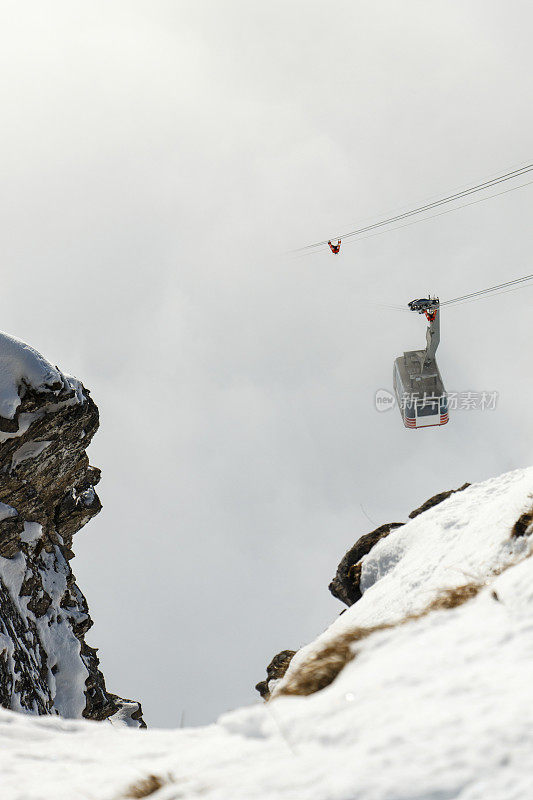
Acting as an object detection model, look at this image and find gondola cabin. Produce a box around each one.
[393,297,449,429]
[393,352,448,428]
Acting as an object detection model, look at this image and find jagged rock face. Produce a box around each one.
[255,650,296,700]
[0,332,144,727]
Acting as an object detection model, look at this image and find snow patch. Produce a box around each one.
[11,440,52,470]
[108,701,142,729]
[0,412,41,444]
[19,522,43,545]
[0,332,64,420]
[0,502,17,522]
[0,525,89,719]
[78,487,95,507]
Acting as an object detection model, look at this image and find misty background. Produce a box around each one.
[0,1,531,726]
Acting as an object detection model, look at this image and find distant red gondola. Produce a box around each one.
[328,239,341,254]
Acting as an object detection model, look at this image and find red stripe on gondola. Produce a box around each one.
[404,414,450,429]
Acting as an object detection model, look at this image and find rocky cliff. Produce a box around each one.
[0,331,144,726]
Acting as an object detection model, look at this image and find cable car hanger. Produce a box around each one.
[391,271,533,429]
[378,271,533,314]
[393,297,448,429]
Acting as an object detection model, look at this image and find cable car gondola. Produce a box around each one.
[393,298,448,429]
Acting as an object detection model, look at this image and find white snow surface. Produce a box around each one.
[0,331,83,423]
[0,502,17,522]
[3,467,533,800]
[274,467,533,687]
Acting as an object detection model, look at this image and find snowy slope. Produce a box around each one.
[2,467,533,799]
[274,466,533,690]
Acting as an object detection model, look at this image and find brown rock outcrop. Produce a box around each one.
[408,483,470,519]
[255,650,296,700]
[329,523,404,607]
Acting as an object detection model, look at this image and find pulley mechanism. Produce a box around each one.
[408,297,439,323]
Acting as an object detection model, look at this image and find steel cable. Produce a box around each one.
[441,273,533,307]
[294,162,533,253]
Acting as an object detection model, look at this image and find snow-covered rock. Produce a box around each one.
[0,331,144,727]
[273,468,533,697]
[0,332,68,425]
[2,466,533,799]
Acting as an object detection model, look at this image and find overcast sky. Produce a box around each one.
[0,1,532,726]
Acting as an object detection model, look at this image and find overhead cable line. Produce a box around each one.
[377,272,533,315]
[295,178,533,259]
[294,162,533,253]
[441,282,533,309]
[441,272,533,307]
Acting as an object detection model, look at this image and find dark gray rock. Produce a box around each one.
[511,508,533,538]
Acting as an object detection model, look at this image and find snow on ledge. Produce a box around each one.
[0,502,17,522]
[0,331,81,421]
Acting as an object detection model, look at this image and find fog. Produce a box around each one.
[0,1,532,725]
